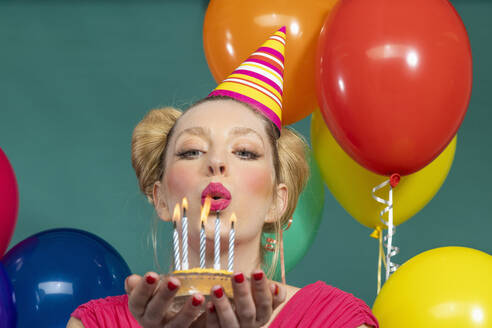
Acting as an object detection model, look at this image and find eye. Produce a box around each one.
[234,149,260,160]
[176,149,204,159]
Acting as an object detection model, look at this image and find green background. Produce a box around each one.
[1,0,490,306]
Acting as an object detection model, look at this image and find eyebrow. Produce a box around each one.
[175,127,211,141]
[175,126,264,146]
[229,127,264,146]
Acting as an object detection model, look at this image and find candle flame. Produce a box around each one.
[200,196,212,224]
[182,197,188,211]
[172,203,181,222]
[230,213,237,224]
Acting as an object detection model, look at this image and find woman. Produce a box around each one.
[67,27,378,328]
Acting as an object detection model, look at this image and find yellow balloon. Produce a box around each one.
[373,247,492,327]
[311,110,457,229]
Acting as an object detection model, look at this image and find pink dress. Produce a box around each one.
[71,281,379,328]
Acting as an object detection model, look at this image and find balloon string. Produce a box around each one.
[380,235,387,268]
[370,226,385,294]
[372,180,399,282]
[378,229,382,294]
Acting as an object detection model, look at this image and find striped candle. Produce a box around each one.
[227,213,236,272]
[214,211,221,270]
[173,222,181,271]
[172,204,181,271]
[200,222,206,269]
[181,198,189,270]
[200,197,211,269]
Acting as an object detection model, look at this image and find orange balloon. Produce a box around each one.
[203,0,339,125]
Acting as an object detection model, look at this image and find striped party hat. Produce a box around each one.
[208,26,286,134]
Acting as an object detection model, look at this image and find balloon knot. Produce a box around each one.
[390,173,401,188]
[370,227,382,239]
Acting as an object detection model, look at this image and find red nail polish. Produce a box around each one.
[146,275,156,284]
[274,284,279,296]
[253,272,264,281]
[192,295,203,307]
[168,281,178,291]
[213,287,224,299]
[209,304,216,313]
[234,273,245,283]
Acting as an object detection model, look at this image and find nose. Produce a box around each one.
[207,156,227,176]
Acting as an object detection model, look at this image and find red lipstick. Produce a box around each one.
[201,182,232,212]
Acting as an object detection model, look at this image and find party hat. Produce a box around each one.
[208,26,286,133]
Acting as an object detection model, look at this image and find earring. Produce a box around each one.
[284,218,293,231]
[264,217,293,252]
[265,237,277,252]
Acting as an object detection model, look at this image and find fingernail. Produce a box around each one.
[192,295,203,307]
[274,284,279,296]
[253,272,264,281]
[234,272,245,283]
[209,304,216,313]
[168,280,178,291]
[146,275,156,285]
[213,287,224,299]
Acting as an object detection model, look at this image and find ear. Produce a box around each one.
[153,181,171,222]
[265,183,288,224]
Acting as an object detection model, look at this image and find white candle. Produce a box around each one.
[200,222,206,269]
[172,204,181,271]
[181,198,189,270]
[228,213,236,272]
[214,211,221,270]
[200,197,211,269]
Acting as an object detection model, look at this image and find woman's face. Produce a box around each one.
[155,99,287,247]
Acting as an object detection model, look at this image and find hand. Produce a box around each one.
[125,272,204,327]
[205,270,286,327]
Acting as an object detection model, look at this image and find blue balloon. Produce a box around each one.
[0,262,16,328]
[1,228,131,328]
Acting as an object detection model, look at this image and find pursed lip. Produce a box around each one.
[201,182,232,211]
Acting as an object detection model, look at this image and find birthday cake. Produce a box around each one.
[171,268,233,298]
[169,191,237,310]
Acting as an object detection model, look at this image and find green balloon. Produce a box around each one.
[263,151,325,281]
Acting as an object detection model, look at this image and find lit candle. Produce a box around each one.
[172,203,181,271]
[228,213,236,272]
[181,197,189,270]
[200,196,211,269]
[214,211,221,270]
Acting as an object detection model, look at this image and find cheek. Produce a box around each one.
[238,166,273,198]
[234,166,273,239]
[164,165,197,196]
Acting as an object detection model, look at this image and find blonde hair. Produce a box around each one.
[131,98,309,278]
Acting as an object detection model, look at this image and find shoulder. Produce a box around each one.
[70,294,140,328]
[271,282,379,328]
[306,281,379,327]
[71,294,129,316]
[67,317,85,328]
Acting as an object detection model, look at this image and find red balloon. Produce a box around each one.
[0,148,19,257]
[316,0,472,176]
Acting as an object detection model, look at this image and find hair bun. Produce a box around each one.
[131,107,182,204]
